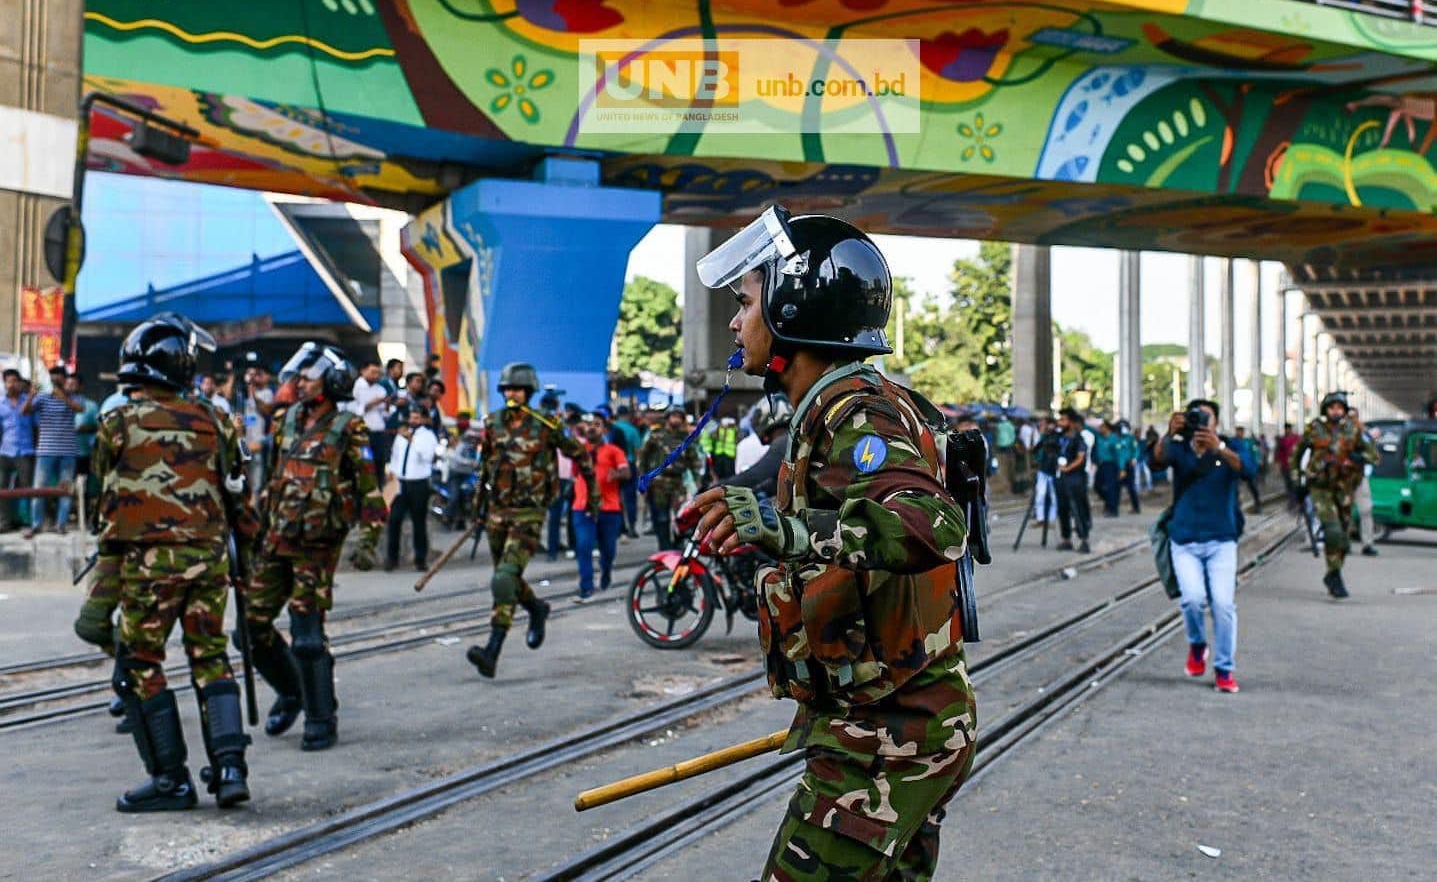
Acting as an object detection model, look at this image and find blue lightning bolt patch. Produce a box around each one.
[853,436,887,473]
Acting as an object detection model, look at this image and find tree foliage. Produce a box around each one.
[883,242,1013,404]
[612,276,682,382]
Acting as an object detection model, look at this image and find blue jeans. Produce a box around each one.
[1170,539,1238,673]
[572,510,623,596]
[621,477,638,534]
[32,455,76,529]
[547,479,574,558]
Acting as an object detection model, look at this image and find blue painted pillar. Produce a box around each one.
[445,158,660,411]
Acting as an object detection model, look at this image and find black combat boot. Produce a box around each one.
[111,695,137,735]
[467,627,507,678]
[116,689,198,813]
[1324,570,1349,599]
[521,596,551,650]
[249,633,304,736]
[196,680,252,808]
[291,610,339,751]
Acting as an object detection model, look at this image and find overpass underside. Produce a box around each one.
[77,0,1437,406]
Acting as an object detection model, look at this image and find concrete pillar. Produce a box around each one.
[1248,260,1264,435]
[683,228,764,403]
[1275,283,1288,430]
[1118,250,1142,423]
[1219,258,1236,433]
[1187,255,1206,402]
[1011,244,1054,413]
[1295,309,1307,427]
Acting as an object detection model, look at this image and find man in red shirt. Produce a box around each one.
[1275,422,1301,509]
[571,413,631,602]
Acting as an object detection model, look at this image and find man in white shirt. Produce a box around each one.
[350,359,393,470]
[384,405,438,571]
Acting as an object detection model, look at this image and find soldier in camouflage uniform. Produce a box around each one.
[1290,391,1378,598]
[245,342,386,751]
[637,406,702,550]
[98,312,260,812]
[690,208,975,881]
[466,362,597,678]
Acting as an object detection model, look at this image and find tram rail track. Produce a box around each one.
[157,509,1294,881]
[538,524,1297,882]
[0,493,1283,732]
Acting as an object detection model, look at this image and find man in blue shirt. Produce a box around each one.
[1149,399,1256,694]
[22,365,83,536]
[0,368,37,532]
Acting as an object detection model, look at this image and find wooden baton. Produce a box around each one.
[413,522,480,593]
[574,729,788,812]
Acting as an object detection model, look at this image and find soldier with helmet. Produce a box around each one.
[687,206,975,880]
[466,362,596,678]
[1290,391,1378,598]
[242,342,387,751]
[97,312,260,812]
[636,405,702,550]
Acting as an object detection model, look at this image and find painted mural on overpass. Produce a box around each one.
[82,1,1437,265]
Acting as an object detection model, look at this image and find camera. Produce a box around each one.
[1184,407,1210,434]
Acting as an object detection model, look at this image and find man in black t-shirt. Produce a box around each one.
[1055,407,1092,553]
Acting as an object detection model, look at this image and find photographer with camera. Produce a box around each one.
[1150,399,1255,693]
[1055,407,1092,553]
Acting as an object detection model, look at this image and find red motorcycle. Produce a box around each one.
[626,512,770,649]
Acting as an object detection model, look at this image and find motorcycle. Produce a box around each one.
[626,511,772,650]
[430,468,478,530]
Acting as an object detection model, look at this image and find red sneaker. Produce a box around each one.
[1185,645,1208,678]
[1214,671,1240,694]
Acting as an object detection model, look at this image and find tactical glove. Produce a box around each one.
[74,602,115,653]
[722,486,809,561]
[351,523,382,571]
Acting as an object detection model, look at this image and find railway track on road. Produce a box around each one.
[157,509,1294,881]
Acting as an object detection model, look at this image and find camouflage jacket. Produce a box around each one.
[94,388,258,546]
[1290,416,1378,493]
[759,361,969,718]
[481,404,592,511]
[261,402,386,553]
[637,427,702,492]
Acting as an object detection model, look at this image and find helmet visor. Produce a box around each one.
[695,205,797,291]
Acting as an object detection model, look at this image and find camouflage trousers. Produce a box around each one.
[115,543,233,700]
[245,545,343,649]
[763,659,977,881]
[485,507,543,629]
[1312,488,1353,573]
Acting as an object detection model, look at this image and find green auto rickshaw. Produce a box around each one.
[1369,419,1437,540]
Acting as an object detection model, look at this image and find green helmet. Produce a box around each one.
[498,362,539,393]
[1320,391,1349,414]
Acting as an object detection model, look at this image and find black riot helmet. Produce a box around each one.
[1320,391,1349,417]
[279,341,357,402]
[697,205,892,357]
[117,311,216,390]
[498,362,540,394]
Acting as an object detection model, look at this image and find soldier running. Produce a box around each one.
[637,405,702,550]
[98,312,259,812]
[244,342,386,751]
[467,363,596,678]
[1290,391,1378,598]
[688,207,976,881]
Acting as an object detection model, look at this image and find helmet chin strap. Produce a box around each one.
[763,342,795,396]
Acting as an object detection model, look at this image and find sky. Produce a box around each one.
[625,224,1300,379]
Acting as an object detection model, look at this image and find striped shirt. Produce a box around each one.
[31,394,78,458]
